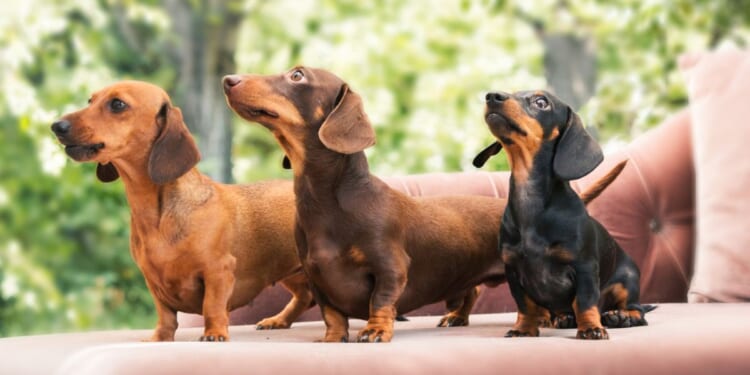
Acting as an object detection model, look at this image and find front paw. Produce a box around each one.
[142,328,175,342]
[437,313,469,327]
[576,327,609,340]
[317,333,349,343]
[504,329,539,337]
[256,316,291,330]
[357,324,393,343]
[199,328,229,342]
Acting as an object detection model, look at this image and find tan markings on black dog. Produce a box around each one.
[51,81,314,342]
[505,296,545,337]
[545,245,576,263]
[502,246,520,264]
[497,99,545,183]
[574,297,609,339]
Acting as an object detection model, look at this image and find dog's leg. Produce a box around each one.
[504,266,543,337]
[600,251,652,328]
[537,308,553,328]
[256,271,314,330]
[357,246,409,343]
[573,262,609,340]
[505,295,546,337]
[142,280,178,341]
[437,286,481,327]
[199,258,236,342]
[319,304,350,343]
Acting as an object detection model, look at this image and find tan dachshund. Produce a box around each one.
[50,81,313,342]
[222,67,625,343]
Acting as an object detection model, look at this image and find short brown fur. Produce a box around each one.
[51,81,313,342]
[223,68,508,343]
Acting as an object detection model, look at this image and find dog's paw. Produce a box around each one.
[552,313,577,329]
[316,333,349,343]
[199,328,229,342]
[199,334,228,342]
[255,316,291,330]
[141,335,174,342]
[142,328,175,342]
[576,327,609,340]
[437,313,469,327]
[504,329,539,338]
[601,309,647,328]
[357,325,393,343]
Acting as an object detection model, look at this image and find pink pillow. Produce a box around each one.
[682,49,750,302]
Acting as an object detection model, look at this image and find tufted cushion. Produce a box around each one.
[682,49,750,302]
[575,109,695,303]
[179,112,695,327]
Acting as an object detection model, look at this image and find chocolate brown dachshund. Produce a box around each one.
[51,81,313,342]
[223,67,624,342]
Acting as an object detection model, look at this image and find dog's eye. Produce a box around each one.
[109,98,128,113]
[533,97,549,110]
[290,70,305,82]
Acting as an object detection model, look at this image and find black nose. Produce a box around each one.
[223,75,241,93]
[486,92,509,104]
[51,119,71,135]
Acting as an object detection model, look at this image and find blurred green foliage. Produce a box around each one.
[0,0,748,336]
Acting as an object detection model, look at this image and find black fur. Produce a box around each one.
[476,90,653,338]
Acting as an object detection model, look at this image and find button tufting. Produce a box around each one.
[649,218,662,233]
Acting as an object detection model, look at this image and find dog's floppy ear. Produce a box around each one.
[96,162,119,182]
[282,155,291,169]
[148,104,201,184]
[318,85,375,154]
[552,108,603,180]
[472,142,503,168]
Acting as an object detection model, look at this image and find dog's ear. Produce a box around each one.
[148,104,201,184]
[318,85,375,154]
[472,142,503,168]
[96,162,119,182]
[552,108,603,180]
[282,155,291,169]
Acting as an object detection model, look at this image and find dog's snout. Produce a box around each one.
[51,119,71,135]
[486,92,509,104]
[223,75,242,93]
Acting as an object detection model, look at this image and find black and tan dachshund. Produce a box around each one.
[474,90,654,340]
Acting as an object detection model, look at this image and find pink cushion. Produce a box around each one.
[575,109,695,303]
[681,50,750,302]
[2,304,747,375]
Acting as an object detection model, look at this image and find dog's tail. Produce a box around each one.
[580,160,628,205]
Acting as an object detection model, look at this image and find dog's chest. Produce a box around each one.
[301,242,373,318]
[150,273,205,313]
[130,236,205,313]
[502,232,577,311]
[517,257,576,311]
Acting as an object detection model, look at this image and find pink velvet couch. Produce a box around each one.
[2,111,749,374]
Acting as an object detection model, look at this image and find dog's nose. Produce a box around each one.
[486,92,509,104]
[223,75,242,93]
[51,119,71,135]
